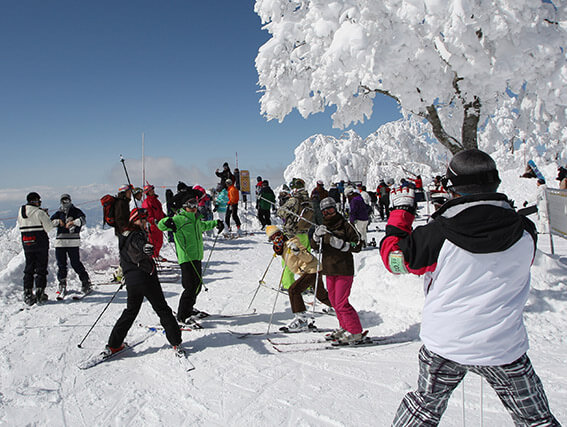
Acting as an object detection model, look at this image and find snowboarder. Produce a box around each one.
[50,194,91,296]
[380,149,559,426]
[310,197,364,345]
[141,184,166,261]
[257,180,276,229]
[345,186,369,247]
[266,225,332,332]
[105,208,182,356]
[17,192,55,305]
[225,179,242,233]
[157,197,224,323]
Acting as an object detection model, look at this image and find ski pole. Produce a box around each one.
[120,155,139,209]
[202,232,220,276]
[266,256,287,335]
[189,259,208,292]
[259,196,318,228]
[247,253,277,311]
[77,282,125,348]
[311,248,324,315]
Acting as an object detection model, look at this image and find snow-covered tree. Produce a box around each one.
[255,0,567,154]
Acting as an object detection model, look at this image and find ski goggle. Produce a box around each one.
[322,206,336,216]
[183,199,198,209]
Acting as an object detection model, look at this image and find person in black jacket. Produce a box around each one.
[50,194,91,296]
[105,208,182,355]
[215,162,235,190]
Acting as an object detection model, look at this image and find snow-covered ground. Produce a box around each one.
[0,196,566,425]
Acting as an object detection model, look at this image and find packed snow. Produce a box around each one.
[1,151,566,425]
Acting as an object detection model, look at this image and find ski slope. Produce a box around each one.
[0,207,566,426]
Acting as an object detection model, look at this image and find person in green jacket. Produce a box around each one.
[158,197,224,323]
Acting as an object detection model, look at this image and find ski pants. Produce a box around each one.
[393,346,559,427]
[289,272,331,313]
[23,249,48,291]
[378,199,390,221]
[55,247,89,284]
[108,271,181,348]
[257,208,271,227]
[225,204,241,228]
[147,224,164,257]
[354,219,368,245]
[326,275,362,334]
[177,260,203,322]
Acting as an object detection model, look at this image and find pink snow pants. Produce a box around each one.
[326,275,362,334]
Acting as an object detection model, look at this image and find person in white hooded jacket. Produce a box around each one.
[380,150,558,426]
[17,192,55,305]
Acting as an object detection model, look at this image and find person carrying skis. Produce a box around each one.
[310,197,364,345]
[17,192,55,305]
[225,179,242,234]
[157,197,224,323]
[380,149,559,426]
[266,225,333,332]
[105,208,182,356]
[50,193,91,297]
[345,186,369,247]
[257,180,276,229]
[141,184,166,261]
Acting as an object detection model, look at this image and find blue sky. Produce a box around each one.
[0,0,400,209]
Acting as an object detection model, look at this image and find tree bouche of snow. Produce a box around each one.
[255,0,567,154]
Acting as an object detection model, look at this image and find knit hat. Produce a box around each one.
[26,192,41,204]
[265,225,281,240]
[118,184,132,193]
[129,208,148,222]
[344,186,355,197]
[143,184,154,193]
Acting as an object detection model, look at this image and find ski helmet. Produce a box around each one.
[26,192,41,204]
[344,186,355,197]
[129,208,148,222]
[118,184,132,193]
[226,179,232,186]
[320,197,337,212]
[442,149,500,194]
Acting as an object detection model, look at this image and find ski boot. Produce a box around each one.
[334,331,366,345]
[56,279,67,300]
[280,312,310,332]
[81,280,92,294]
[23,289,36,306]
[103,343,125,357]
[325,328,345,341]
[35,288,48,304]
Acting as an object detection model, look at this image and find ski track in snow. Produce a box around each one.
[0,207,566,426]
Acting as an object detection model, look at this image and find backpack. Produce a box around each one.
[100,194,116,226]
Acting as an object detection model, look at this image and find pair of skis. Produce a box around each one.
[56,288,93,301]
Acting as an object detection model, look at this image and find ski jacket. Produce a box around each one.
[50,205,86,248]
[379,193,537,366]
[142,194,165,226]
[377,184,390,200]
[214,189,228,213]
[310,186,328,202]
[348,194,369,222]
[157,210,217,263]
[216,168,235,189]
[114,194,131,236]
[310,213,361,276]
[277,189,314,236]
[17,204,54,252]
[119,228,155,275]
[227,185,239,205]
[280,236,319,275]
[328,188,340,203]
[258,187,276,210]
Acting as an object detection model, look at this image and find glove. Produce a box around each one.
[288,241,300,254]
[313,225,329,243]
[329,236,348,251]
[164,217,177,232]
[523,201,528,207]
[390,187,416,214]
[216,220,224,233]
[143,243,154,255]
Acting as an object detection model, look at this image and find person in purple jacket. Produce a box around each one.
[345,186,369,247]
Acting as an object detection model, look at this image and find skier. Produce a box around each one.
[225,179,242,234]
[328,183,341,205]
[141,184,166,261]
[345,186,369,247]
[276,178,314,290]
[215,162,235,190]
[105,208,182,356]
[310,180,328,225]
[266,225,332,331]
[257,180,276,229]
[255,176,263,209]
[376,179,391,221]
[17,192,55,305]
[131,187,143,206]
[158,197,224,323]
[193,185,213,221]
[380,149,559,426]
[310,197,364,344]
[50,194,91,297]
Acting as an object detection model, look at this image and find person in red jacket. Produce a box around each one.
[225,179,242,233]
[141,184,166,261]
